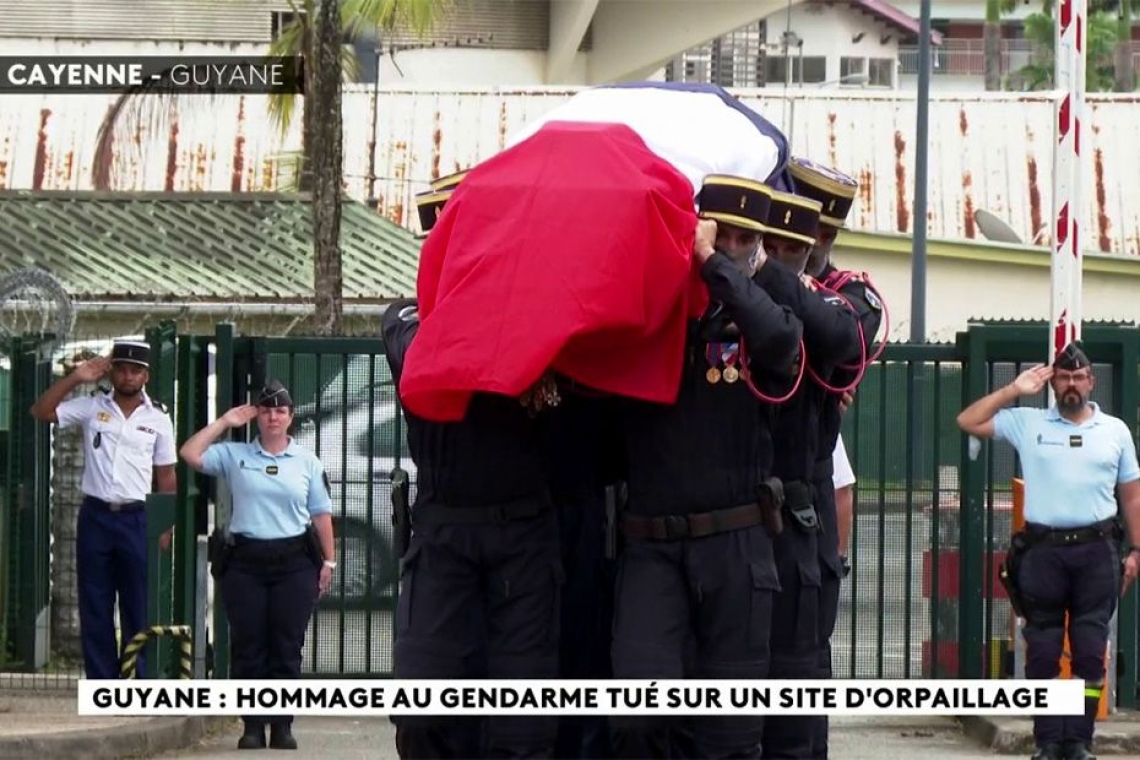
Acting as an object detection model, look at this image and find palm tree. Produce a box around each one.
[1115,0,1135,92]
[985,0,1022,91]
[92,0,441,335]
[1017,1,1119,91]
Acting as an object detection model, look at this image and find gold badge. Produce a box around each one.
[739,194,748,210]
[723,366,740,383]
[784,210,792,225]
[97,411,111,423]
[706,367,722,384]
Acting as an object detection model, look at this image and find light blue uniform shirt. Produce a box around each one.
[994,402,1140,528]
[200,438,333,539]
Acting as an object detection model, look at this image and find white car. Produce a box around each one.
[290,354,416,604]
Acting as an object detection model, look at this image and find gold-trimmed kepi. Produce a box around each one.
[788,156,858,228]
[697,175,774,233]
[766,191,822,246]
[415,188,453,234]
[430,168,469,193]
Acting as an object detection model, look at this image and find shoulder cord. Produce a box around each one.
[739,337,807,404]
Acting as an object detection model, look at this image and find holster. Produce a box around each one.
[207,529,233,580]
[758,477,785,536]
[782,480,819,532]
[391,467,411,561]
[303,524,323,567]
[1001,531,1031,619]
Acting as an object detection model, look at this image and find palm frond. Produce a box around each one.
[91,67,229,190]
[343,0,447,38]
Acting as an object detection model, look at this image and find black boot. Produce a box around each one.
[1061,741,1096,760]
[269,723,298,750]
[237,721,266,750]
[1031,745,1063,760]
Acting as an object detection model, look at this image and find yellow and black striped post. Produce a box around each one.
[120,625,193,679]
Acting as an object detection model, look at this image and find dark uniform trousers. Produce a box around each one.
[610,525,778,759]
[393,507,563,759]
[77,496,149,679]
[220,537,319,730]
[1018,533,1119,748]
[810,477,843,759]
[555,485,616,759]
[761,501,822,759]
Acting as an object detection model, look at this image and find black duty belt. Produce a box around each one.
[231,533,308,563]
[622,503,765,541]
[1023,519,1117,548]
[811,457,834,482]
[414,497,548,526]
[83,495,145,513]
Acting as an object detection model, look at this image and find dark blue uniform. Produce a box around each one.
[810,263,883,757]
[384,301,562,760]
[611,252,803,759]
[549,389,623,760]
[753,258,861,759]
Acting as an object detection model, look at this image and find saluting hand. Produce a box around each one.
[1010,364,1053,397]
[73,356,111,383]
[221,404,258,428]
[1123,552,1140,597]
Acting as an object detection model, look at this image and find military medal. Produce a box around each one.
[722,344,741,383]
[705,344,723,384]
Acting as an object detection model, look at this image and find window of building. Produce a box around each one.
[763,56,827,85]
[840,56,865,82]
[868,57,894,87]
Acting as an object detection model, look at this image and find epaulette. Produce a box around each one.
[397,304,419,323]
[151,398,168,413]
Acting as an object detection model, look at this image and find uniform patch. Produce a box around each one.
[136,426,156,435]
[1069,435,1083,448]
[97,411,111,423]
[266,465,279,475]
[865,288,882,311]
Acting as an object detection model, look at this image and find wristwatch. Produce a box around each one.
[323,560,337,570]
[839,554,851,578]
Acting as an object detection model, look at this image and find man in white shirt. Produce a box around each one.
[833,432,856,578]
[31,341,177,679]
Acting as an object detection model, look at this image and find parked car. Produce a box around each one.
[289,354,415,606]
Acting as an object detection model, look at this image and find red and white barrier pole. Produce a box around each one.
[1051,0,1086,361]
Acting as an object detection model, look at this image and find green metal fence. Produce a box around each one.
[2,319,1139,709]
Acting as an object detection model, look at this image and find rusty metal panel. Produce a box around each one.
[0,0,287,42]
[4,86,1140,256]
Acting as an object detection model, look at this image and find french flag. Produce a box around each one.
[399,82,790,422]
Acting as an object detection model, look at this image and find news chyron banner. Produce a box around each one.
[0,57,304,95]
[80,679,1085,718]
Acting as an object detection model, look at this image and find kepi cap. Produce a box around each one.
[789,157,858,228]
[257,379,294,408]
[697,175,774,234]
[765,192,822,246]
[1054,342,1092,371]
[111,341,150,368]
[415,188,454,235]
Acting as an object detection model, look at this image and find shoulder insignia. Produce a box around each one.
[397,304,419,323]
[823,295,847,308]
[152,399,168,413]
[864,287,882,311]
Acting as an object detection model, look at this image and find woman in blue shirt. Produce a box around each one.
[181,380,335,751]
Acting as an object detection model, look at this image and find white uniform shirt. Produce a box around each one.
[56,390,177,503]
[832,432,856,489]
